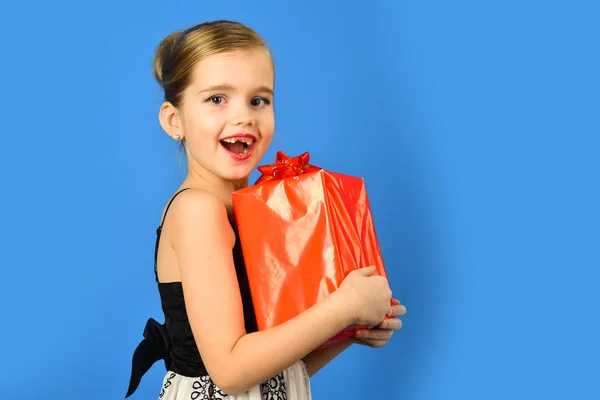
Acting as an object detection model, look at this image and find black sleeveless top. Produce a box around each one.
[125,188,259,397]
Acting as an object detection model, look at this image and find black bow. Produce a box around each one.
[125,318,172,398]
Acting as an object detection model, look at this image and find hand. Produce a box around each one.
[337,266,392,327]
[352,298,406,348]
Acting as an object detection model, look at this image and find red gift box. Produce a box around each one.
[232,151,389,348]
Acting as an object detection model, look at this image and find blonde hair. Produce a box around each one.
[153,20,273,107]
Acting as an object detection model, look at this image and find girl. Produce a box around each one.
[126,20,406,400]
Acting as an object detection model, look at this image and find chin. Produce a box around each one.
[218,147,265,183]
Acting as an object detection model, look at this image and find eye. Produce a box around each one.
[251,97,271,107]
[208,95,225,105]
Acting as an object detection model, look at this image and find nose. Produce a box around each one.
[230,102,256,127]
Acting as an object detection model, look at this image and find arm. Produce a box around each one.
[302,339,354,377]
[170,190,355,395]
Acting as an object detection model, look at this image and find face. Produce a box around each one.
[162,48,275,184]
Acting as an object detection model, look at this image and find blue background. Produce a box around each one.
[1,0,598,398]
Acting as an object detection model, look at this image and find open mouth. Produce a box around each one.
[220,137,255,156]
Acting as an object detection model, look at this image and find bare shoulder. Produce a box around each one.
[170,188,225,215]
[166,188,235,248]
[173,189,231,231]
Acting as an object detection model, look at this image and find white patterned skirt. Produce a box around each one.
[157,360,311,400]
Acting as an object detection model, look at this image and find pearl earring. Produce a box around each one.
[174,135,180,140]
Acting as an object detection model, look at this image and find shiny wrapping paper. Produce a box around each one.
[232,151,388,348]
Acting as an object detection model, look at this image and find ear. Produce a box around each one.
[158,102,184,141]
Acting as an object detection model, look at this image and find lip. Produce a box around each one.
[219,133,257,162]
[220,133,257,141]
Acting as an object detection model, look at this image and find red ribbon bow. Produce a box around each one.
[255,151,321,184]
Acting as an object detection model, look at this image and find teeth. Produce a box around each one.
[222,137,254,145]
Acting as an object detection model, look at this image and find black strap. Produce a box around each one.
[153,188,190,282]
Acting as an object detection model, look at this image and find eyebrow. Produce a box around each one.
[198,84,274,96]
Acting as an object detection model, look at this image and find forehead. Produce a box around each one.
[190,48,274,90]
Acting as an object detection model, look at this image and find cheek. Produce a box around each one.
[184,112,223,142]
[260,126,274,149]
[260,113,275,137]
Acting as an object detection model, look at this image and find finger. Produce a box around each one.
[357,266,377,276]
[355,329,393,341]
[390,304,407,317]
[391,298,402,306]
[379,318,403,331]
[356,338,389,348]
[386,304,406,318]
